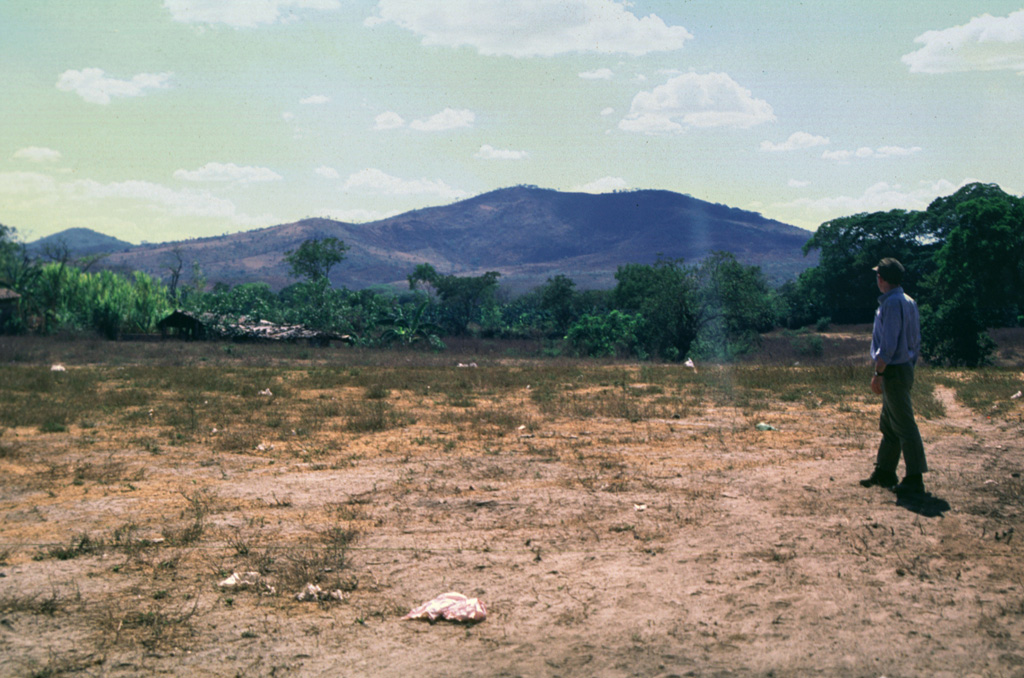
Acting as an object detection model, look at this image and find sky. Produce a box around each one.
[2,1,1023,244]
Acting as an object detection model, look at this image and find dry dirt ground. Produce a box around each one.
[1,335,1023,678]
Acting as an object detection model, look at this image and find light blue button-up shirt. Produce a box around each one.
[870,286,920,366]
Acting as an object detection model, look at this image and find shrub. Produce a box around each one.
[565,310,645,358]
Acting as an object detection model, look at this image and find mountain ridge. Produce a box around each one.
[32,186,818,292]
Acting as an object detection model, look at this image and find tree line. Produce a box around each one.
[2,181,1021,365]
[779,182,1024,366]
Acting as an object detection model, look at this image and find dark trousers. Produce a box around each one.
[876,362,928,476]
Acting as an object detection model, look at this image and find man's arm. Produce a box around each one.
[871,357,887,395]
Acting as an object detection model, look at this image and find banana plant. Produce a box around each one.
[379,300,444,350]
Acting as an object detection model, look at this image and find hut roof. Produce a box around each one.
[158,310,348,343]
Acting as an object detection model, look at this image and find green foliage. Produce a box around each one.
[408,263,501,336]
[783,328,824,357]
[22,264,171,338]
[283,237,348,283]
[1,225,39,332]
[379,300,444,350]
[612,258,699,360]
[798,209,933,324]
[691,252,779,360]
[922,183,1024,328]
[540,274,576,334]
[603,254,777,361]
[920,301,995,367]
[565,310,645,358]
[915,183,1024,366]
[795,181,1023,366]
[196,282,282,323]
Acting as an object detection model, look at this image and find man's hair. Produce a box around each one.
[873,257,905,285]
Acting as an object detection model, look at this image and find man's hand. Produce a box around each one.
[871,359,887,395]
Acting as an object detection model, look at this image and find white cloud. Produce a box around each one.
[12,147,63,163]
[173,162,283,184]
[56,68,171,105]
[619,72,775,134]
[367,0,692,57]
[822,146,922,161]
[316,166,341,179]
[409,108,475,131]
[572,176,627,193]
[282,111,296,121]
[760,132,829,152]
[300,94,330,105]
[875,146,923,158]
[773,180,966,219]
[374,111,406,130]
[788,179,810,188]
[600,107,614,116]
[68,179,270,225]
[342,168,467,199]
[902,10,1024,74]
[375,108,474,131]
[0,171,59,196]
[580,68,613,80]
[0,170,272,228]
[475,144,528,160]
[164,0,340,28]
[0,172,61,213]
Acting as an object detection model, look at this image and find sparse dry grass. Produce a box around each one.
[0,333,1022,677]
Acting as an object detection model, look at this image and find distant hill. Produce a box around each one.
[28,228,134,257]
[91,186,816,292]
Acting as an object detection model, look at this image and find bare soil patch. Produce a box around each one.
[1,335,1023,677]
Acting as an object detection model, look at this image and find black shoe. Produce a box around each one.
[860,469,898,489]
[895,474,925,495]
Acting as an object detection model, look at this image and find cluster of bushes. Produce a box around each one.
[181,250,784,362]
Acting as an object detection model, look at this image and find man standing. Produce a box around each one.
[860,258,929,495]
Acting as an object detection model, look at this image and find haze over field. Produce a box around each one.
[2,1,1023,244]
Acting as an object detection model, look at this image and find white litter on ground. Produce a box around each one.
[294,583,345,602]
[403,592,487,623]
[218,571,275,594]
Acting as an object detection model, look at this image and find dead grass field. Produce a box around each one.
[1,332,1022,678]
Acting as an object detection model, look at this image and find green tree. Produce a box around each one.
[408,263,501,335]
[923,183,1024,328]
[799,209,933,324]
[692,252,779,359]
[281,237,349,330]
[612,258,699,360]
[539,274,577,334]
[284,237,349,283]
[919,183,1024,365]
[1,225,38,331]
[565,310,645,358]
